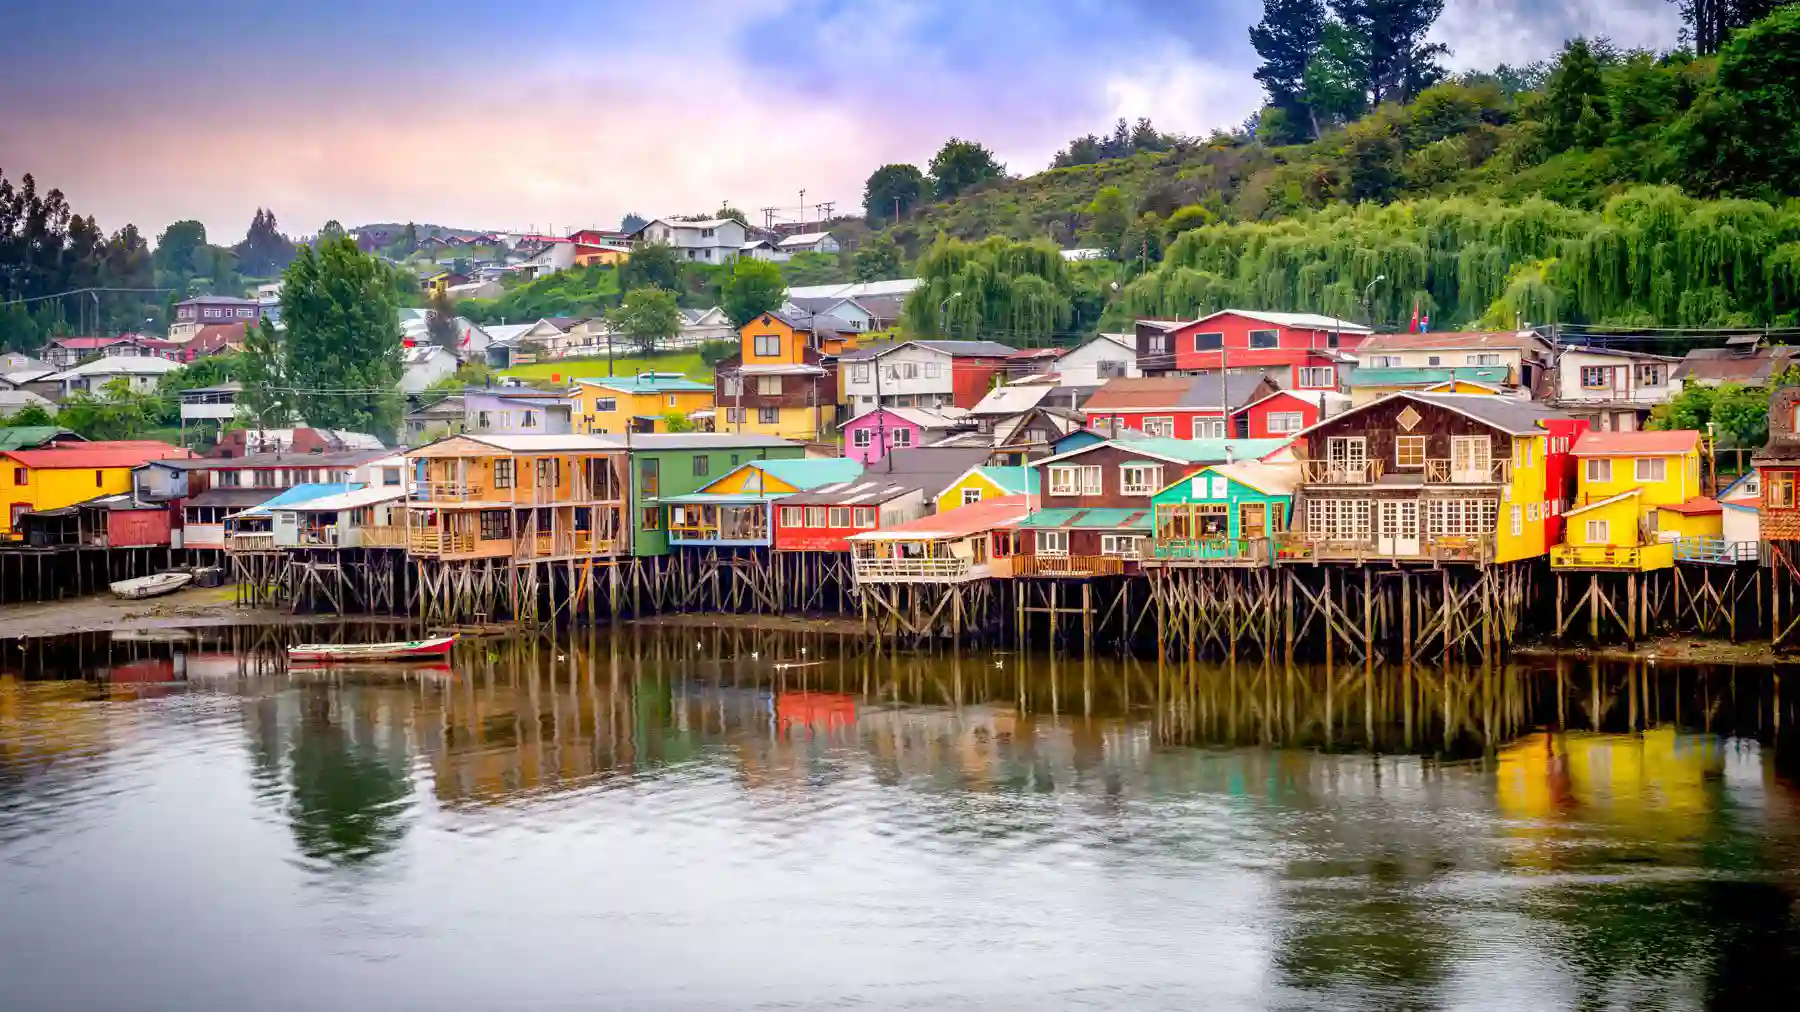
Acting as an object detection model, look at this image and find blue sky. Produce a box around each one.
[0,0,1681,242]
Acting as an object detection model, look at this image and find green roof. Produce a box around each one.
[1108,436,1293,464]
[0,426,75,451]
[1012,507,1152,530]
[1348,366,1508,387]
[753,457,865,490]
[576,372,712,394]
[975,465,1039,495]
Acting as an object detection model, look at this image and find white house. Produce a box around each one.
[776,232,840,255]
[517,240,578,280]
[679,307,736,346]
[446,279,504,301]
[401,345,461,394]
[1053,333,1140,388]
[1719,469,1762,552]
[839,340,1015,413]
[178,383,241,427]
[741,239,788,262]
[786,278,920,302]
[44,356,182,397]
[0,388,56,416]
[1552,345,1684,432]
[630,218,747,264]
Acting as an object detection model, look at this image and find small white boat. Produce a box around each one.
[287,636,456,664]
[110,572,193,600]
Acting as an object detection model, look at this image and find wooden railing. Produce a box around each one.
[1014,554,1128,577]
[226,532,276,552]
[1424,458,1512,484]
[1276,532,1496,564]
[853,556,974,583]
[1152,537,1271,565]
[361,525,407,548]
[408,528,477,555]
[1303,459,1384,484]
[1550,542,1675,570]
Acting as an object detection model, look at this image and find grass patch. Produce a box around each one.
[501,351,714,384]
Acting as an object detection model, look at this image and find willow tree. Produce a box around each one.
[903,236,1075,342]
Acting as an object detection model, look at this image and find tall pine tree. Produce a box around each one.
[1329,0,1448,105]
[1250,0,1327,141]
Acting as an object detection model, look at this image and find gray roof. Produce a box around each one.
[870,446,995,498]
[148,448,393,471]
[1400,393,1574,434]
[1176,373,1273,409]
[777,480,923,507]
[768,311,859,337]
[186,488,286,509]
[621,433,801,451]
[909,340,1018,358]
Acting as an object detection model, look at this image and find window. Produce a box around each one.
[640,507,661,531]
[1580,366,1609,389]
[756,376,783,396]
[853,429,874,448]
[754,334,781,357]
[805,507,827,528]
[1635,457,1666,482]
[382,467,402,487]
[254,469,278,488]
[852,364,871,383]
[94,469,104,487]
[1585,458,1612,483]
[1037,530,1069,555]
[640,459,659,497]
[1297,366,1334,387]
[536,458,559,486]
[1248,329,1279,349]
[479,510,509,540]
[1209,476,1230,499]
[1305,498,1373,539]
[477,411,491,428]
[1147,334,1169,355]
[758,407,779,424]
[11,467,24,485]
[693,455,709,477]
[1426,499,1498,536]
[1193,332,1223,351]
[722,374,742,396]
[1467,353,1501,366]
[852,507,876,527]
[1770,473,1796,509]
[1120,464,1164,496]
[1427,355,1443,367]
[1395,435,1426,469]
[1267,411,1305,434]
[521,411,538,428]
[1516,439,1534,469]
[1636,363,1665,386]
[1143,416,1176,438]
[901,362,920,380]
[216,469,242,488]
[1527,502,1541,521]
[1101,534,1143,559]
[725,407,745,424]
[890,428,913,448]
[1048,465,1102,496]
[1745,475,1760,496]
[962,487,983,506]
[1586,518,1610,542]
[1510,505,1523,536]
[828,507,851,528]
[595,397,617,412]
[1098,360,1128,379]
[1193,418,1226,439]
[924,362,942,378]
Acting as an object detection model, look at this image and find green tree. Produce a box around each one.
[903,236,1073,340]
[153,219,211,279]
[619,241,682,293]
[853,233,904,281]
[1086,186,1131,255]
[863,163,928,224]
[698,339,737,368]
[715,204,749,226]
[1304,20,1371,132]
[237,320,287,426]
[234,208,296,277]
[278,238,404,434]
[1542,38,1608,151]
[1329,0,1449,104]
[1,404,55,427]
[1162,204,1218,244]
[929,138,1005,199]
[661,411,697,433]
[55,378,166,439]
[1675,6,1800,197]
[721,257,787,327]
[606,286,680,354]
[1250,0,1327,141]
[619,212,647,234]
[425,289,459,348]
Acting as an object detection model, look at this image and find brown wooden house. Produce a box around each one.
[1754,385,1800,541]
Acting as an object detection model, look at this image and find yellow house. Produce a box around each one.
[3,442,189,539]
[573,373,715,435]
[422,271,466,298]
[935,465,1039,514]
[1553,429,1716,570]
[718,312,838,442]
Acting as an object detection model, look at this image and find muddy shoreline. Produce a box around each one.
[0,586,409,640]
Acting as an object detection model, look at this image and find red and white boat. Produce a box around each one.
[287,636,455,664]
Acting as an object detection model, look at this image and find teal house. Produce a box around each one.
[624,434,806,556]
[1150,460,1299,564]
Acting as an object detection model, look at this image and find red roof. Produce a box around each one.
[50,336,126,349]
[854,495,1029,539]
[1571,430,1700,456]
[1661,496,1722,515]
[0,441,191,469]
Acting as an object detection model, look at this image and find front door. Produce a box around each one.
[1378,500,1420,556]
[1451,436,1491,483]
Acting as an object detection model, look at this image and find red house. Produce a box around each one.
[1539,416,1590,547]
[1083,374,1278,440]
[1232,390,1351,439]
[773,481,929,552]
[1136,311,1368,385]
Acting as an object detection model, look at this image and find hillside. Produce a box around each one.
[885,9,1800,335]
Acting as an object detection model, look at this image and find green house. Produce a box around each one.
[1150,460,1299,564]
[624,434,807,556]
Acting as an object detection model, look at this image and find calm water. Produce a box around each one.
[5,625,1800,1011]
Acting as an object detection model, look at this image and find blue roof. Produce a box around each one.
[231,483,362,518]
[752,457,865,490]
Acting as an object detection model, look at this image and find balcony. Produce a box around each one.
[1424,459,1512,484]
[361,525,407,548]
[1550,542,1676,571]
[1150,537,1272,566]
[226,532,276,552]
[852,556,975,584]
[1303,459,1385,485]
[1013,554,1129,577]
[1673,538,1760,565]
[1275,532,1496,564]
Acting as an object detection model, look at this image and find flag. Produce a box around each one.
[1410,299,1420,334]
[1420,312,1430,334]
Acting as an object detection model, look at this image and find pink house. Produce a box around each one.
[839,407,971,464]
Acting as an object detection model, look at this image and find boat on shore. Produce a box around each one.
[111,572,192,600]
[287,636,455,664]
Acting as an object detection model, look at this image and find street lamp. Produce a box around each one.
[938,291,962,336]
[1362,275,1386,328]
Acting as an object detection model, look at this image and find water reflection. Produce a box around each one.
[3,625,1800,1008]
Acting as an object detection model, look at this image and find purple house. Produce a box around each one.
[462,388,574,435]
[839,406,971,464]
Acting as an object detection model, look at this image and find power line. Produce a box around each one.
[2,286,176,305]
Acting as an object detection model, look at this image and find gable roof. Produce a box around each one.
[1674,346,1795,384]
[1171,310,1370,334]
[45,357,183,381]
[280,486,409,513]
[0,441,188,469]
[840,406,969,431]
[1557,344,1683,363]
[1315,391,1568,438]
[1190,460,1303,498]
[745,457,866,490]
[963,465,1040,495]
[1347,366,1511,388]
[0,426,82,451]
[846,495,1030,541]
[575,372,712,394]
[1358,331,1547,354]
[1658,496,1721,515]
[227,483,360,519]
[1037,436,1292,467]
[1012,507,1151,531]
[1084,373,1271,412]
[1564,488,1641,518]
[1571,430,1701,457]
[776,231,835,248]
[970,384,1053,416]
[1232,388,1351,417]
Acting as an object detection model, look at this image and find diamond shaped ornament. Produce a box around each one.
[1396,406,1422,431]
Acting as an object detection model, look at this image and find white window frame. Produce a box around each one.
[1142,416,1176,438]
[1193,418,1226,439]
[962,487,982,506]
[924,362,942,378]
[1368,355,1401,368]
[890,428,913,448]
[1100,534,1143,559]
[1580,365,1609,389]
[1510,505,1523,536]
[805,506,827,528]
[1296,366,1334,388]
[1636,457,1666,482]
[852,363,872,384]
[779,506,802,527]
[828,507,851,528]
[1585,458,1612,483]
[1036,529,1069,556]
[1266,411,1305,434]
[1120,464,1164,497]
[1049,466,1081,495]
[852,429,873,448]
[852,507,876,527]
[1586,518,1610,543]
[594,396,617,412]
[1467,353,1502,366]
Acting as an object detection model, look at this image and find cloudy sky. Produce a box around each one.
[0,0,1681,244]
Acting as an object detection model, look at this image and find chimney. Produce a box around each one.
[1225,443,1236,464]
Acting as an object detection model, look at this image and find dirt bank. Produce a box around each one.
[0,586,408,640]
[1515,635,1799,667]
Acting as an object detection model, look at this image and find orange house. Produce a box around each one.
[715,312,842,442]
[404,433,629,562]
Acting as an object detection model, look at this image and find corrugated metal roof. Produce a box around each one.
[846,495,1029,541]
[227,483,360,519]
[1358,331,1544,353]
[1659,496,1721,515]
[1011,508,1151,530]
[751,457,865,489]
[1572,430,1701,456]
[1347,366,1510,387]
[0,441,188,469]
